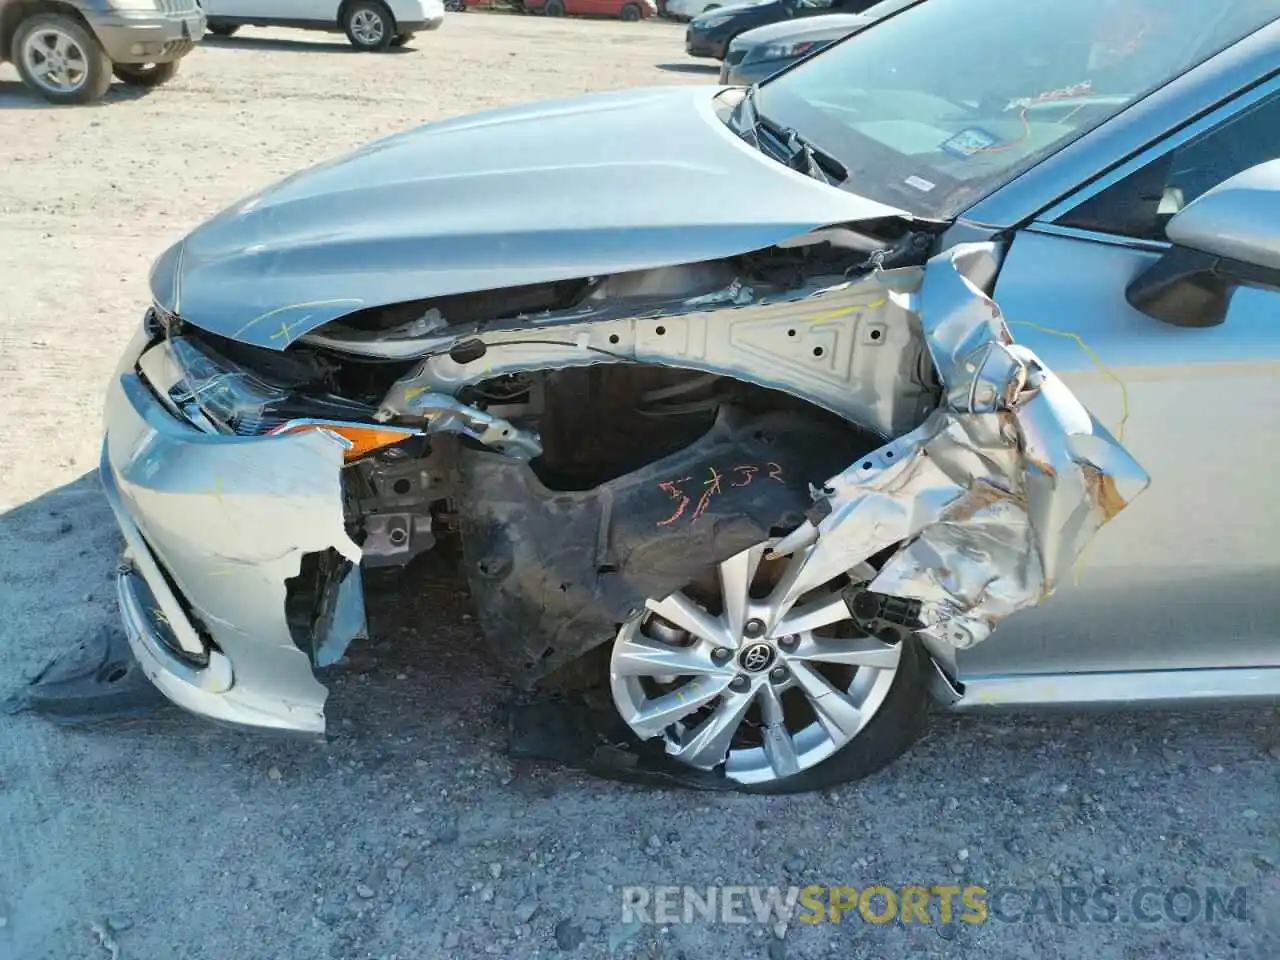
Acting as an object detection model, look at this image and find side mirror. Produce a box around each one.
[1125,159,1280,328]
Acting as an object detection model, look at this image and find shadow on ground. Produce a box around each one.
[0,472,504,752]
[202,34,412,53]
[654,61,719,74]
[0,78,154,110]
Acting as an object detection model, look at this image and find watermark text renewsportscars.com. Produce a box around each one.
[621,884,1250,926]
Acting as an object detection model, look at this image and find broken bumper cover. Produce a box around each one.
[100,334,360,735]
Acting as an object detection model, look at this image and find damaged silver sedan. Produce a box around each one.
[101,0,1280,791]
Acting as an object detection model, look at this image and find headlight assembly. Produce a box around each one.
[106,0,161,12]
[166,335,415,460]
[755,39,821,61]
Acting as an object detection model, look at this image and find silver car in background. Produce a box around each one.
[719,9,883,84]
[100,0,1280,793]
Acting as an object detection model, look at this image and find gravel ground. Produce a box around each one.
[1,13,1277,960]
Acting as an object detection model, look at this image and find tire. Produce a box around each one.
[111,60,180,88]
[342,0,395,50]
[741,639,929,794]
[620,2,641,19]
[606,542,930,794]
[11,12,111,105]
[389,31,415,46]
[206,23,239,36]
[543,0,565,15]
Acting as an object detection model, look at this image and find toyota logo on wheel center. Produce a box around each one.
[738,642,776,673]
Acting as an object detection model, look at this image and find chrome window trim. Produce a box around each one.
[957,19,1280,231]
[1023,222,1171,254]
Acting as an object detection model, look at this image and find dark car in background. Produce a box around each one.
[684,0,877,60]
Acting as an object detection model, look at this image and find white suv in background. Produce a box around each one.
[203,0,444,50]
[665,0,762,22]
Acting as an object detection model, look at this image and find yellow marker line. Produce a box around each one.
[1009,320,1129,588]
[1008,320,1130,442]
[801,298,887,325]
[232,298,364,339]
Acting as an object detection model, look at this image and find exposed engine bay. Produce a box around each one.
[127,232,1148,743]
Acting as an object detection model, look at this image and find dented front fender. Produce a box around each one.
[772,243,1150,661]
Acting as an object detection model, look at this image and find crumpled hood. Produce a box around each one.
[149,85,904,350]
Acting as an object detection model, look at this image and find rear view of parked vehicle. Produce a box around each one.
[0,0,203,103]
[203,0,444,50]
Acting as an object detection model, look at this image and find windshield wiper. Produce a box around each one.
[733,85,846,186]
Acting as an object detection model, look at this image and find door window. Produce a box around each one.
[1057,88,1280,241]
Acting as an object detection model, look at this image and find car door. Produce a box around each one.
[958,79,1280,680]
[216,0,325,22]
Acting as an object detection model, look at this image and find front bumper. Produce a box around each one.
[90,8,205,64]
[100,332,360,735]
[722,56,786,86]
[684,26,726,58]
[397,14,445,30]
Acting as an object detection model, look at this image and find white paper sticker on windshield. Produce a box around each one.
[904,175,936,193]
[941,127,1001,158]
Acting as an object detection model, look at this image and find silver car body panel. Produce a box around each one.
[765,243,1148,669]
[146,85,904,350]
[100,19,1280,736]
[947,667,1280,712]
[102,243,1156,732]
[963,224,1280,681]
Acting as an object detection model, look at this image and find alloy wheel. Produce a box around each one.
[21,27,89,95]
[350,9,386,45]
[610,542,902,786]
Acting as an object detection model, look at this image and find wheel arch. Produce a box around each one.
[1,0,93,56]
[336,0,397,33]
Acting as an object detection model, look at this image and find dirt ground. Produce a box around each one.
[0,13,1277,960]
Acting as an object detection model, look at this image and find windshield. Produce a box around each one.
[753,0,1280,219]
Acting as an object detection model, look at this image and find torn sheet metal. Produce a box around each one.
[377,390,543,459]
[375,270,935,440]
[772,242,1150,651]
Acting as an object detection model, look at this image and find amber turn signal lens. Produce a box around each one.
[270,422,419,461]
